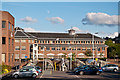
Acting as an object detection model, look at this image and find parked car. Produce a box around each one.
[23,66,42,73]
[75,65,102,75]
[73,65,89,73]
[101,64,119,72]
[35,66,42,73]
[12,66,39,78]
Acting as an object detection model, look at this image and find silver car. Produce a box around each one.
[101,64,119,72]
[12,66,39,78]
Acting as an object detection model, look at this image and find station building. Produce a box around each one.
[14,27,108,61]
[1,11,15,66]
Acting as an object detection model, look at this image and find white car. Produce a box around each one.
[12,67,39,78]
[101,64,119,72]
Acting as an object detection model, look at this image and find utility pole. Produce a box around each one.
[92,34,95,64]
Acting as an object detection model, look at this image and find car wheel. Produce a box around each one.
[32,74,37,78]
[96,71,100,75]
[113,69,117,72]
[79,71,84,75]
[14,74,19,78]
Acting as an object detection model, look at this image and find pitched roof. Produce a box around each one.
[27,32,103,40]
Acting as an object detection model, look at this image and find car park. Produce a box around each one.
[101,64,119,72]
[75,65,102,75]
[12,66,39,78]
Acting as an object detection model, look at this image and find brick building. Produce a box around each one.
[1,11,15,66]
[14,27,108,61]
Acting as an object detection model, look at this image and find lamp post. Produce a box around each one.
[92,32,98,65]
[92,34,95,64]
[43,46,46,72]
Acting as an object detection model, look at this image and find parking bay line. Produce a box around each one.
[39,73,43,80]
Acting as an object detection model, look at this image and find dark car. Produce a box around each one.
[73,65,90,73]
[75,65,102,75]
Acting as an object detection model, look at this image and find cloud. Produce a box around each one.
[107,32,118,38]
[46,17,64,24]
[82,12,119,26]
[69,27,89,33]
[21,16,37,23]
[24,27,39,32]
[96,31,118,38]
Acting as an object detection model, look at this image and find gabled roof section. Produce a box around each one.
[14,27,36,39]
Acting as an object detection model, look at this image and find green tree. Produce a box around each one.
[109,49,117,60]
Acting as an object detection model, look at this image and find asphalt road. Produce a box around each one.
[1,70,120,80]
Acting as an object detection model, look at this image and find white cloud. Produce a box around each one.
[82,12,119,26]
[107,32,118,38]
[69,27,89,33]
[21,16,37,23]
[46,17,64,24]
[24,27,39,32]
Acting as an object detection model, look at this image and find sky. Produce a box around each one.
[1,2,119,38]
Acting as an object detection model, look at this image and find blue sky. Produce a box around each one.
[2,2,119,38]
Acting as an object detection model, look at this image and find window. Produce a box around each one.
[22,46,26,50]
[52,47,55,51]
[98,48,100,51]
[61,41,65,44]
[15,54,19,59]
[32,40,34,43]
[9,22,11,30]
[46,41,49,44]
[57,47,60,50]
[2,21,6,28]
[8,54,10,62]
[77,48,81,51]
[2,37,6,44]
[12,25,14,31]
[101,41,103,43]
[41,47,44,51]
[52,41,55,43]
[81,41,85,43]
[46,47,50,51]
[82,48,86,51]
[21,54,26,59]
[72,47,76,50]
[28,40,31,43]
[66,41,70,44]
[87,48,91,51]
[21,40,26,42]
[88,41,90,43]
[15,46,20,50]
[15,40,19,42]
[41,40,44,44]
[12,54,14,62]
[62,47,65,50]
[67,47,71,51]
[102,47,105,51]
[9,38,10,45]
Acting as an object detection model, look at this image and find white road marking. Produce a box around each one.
[39,73,43,80]
[75,75,79,78]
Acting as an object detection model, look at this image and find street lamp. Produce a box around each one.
[92,32,98,65]
[43,46,46,72]
[92,34,95,63]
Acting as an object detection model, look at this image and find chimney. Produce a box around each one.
[68,29,75,35]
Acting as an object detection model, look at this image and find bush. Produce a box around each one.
[2,62,11,74]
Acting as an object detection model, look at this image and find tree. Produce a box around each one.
[84,50,93,56]
[109,49,117,60]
